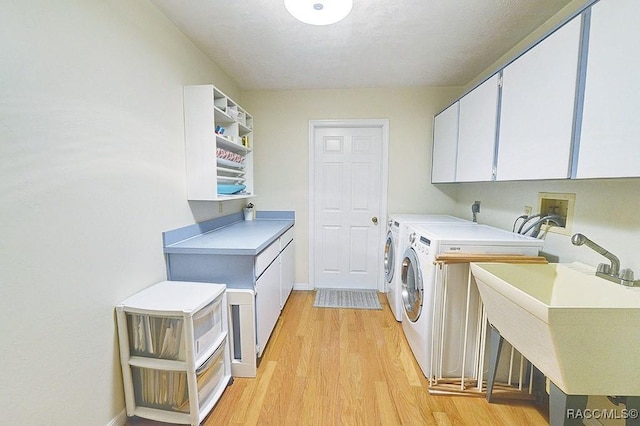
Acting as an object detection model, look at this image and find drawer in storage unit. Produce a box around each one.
[130,340,227,415]
[195,340,227,409]
[192,295,224,360]
[124,293,225,362]
[132,366,189,413]
[255,241,279,278]
[126,314,185,361]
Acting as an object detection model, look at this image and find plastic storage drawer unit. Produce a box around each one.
[116,280,231,426]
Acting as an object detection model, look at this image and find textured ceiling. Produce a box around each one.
[150,0,576,90]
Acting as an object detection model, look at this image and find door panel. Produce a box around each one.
[321,225,341,273]
[496,15,581,180]
[349,226,369,272]
[432,102,459,183]
[280,241,295,308]
[322,163,342,210]
[577,0,640,178]
[255,258,280,357]
[313,124,385,289]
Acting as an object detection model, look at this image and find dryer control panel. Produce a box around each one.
[410,233,432,256]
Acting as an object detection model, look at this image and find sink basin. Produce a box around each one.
[470,262,640,396]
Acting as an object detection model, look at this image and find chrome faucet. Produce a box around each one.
[571,233,639,286]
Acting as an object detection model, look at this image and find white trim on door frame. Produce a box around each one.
[308,119,390,291]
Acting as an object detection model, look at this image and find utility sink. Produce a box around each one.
[470,262,640,396]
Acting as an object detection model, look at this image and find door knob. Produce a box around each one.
[372,216,378,224]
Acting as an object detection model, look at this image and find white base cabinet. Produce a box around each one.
[255,255,280,358]
[280,238,295,309]
[254,226,294,357]
[116,281,231,426]
[162,213,295,378]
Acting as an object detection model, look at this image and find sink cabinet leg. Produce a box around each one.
[486,324,503,403]
[549,381,587,426]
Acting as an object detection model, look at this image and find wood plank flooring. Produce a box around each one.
[128,290,549,425]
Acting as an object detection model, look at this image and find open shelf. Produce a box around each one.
[184,85,254,201]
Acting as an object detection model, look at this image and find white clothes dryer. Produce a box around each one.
[400,223,544,382]
[383,214,470,321]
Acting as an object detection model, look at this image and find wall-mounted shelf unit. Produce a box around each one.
[116,281,231,426]
[184,85,254,200]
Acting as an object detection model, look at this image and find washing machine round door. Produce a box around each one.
[401,248,423,322]
[384,232,395,283]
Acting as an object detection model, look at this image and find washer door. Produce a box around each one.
[384,232,395,283]
[401,248,423,322]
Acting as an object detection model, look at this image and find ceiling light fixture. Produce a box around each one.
[284,0,353,26]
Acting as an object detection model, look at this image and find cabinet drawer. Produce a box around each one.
[279,227,294,250]
[255,241,279,278]
[131,342,227,415]
[196,340,227,409]
[132,366,189,413]
[124,294,224,362]
[126,314,185,361]
[193,295,224,360]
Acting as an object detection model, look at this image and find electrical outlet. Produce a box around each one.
[218,202,223,213]
[524,206,533,216]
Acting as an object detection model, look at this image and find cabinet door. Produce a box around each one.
[280,240,295,309]
[431,102,459,183]
[496,15,582,181]
[255,257,280,357]
[455,74,500,182]
[576,0,640,178]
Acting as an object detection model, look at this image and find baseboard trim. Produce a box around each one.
[106,410,127,426]
[293,282,313,291]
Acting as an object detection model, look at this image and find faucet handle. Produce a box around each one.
[619,269,635,281]
[597,263,611,275]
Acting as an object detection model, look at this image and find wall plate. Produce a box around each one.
[537,192,576,236]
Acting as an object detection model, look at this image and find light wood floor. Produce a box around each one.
[128,290,549,425]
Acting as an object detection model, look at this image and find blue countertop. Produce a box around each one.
[163,211,294,256]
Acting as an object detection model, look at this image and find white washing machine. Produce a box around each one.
[400,223,544,382]
[384,214,470,321]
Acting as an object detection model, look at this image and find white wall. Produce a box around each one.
[0,1,242,424]
[452,180,640,271]
[240,87,461,285]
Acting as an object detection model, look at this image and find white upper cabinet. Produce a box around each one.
[431,102,459,183]
[496,15,582,181]
[576,0,640,178]
[455,74,500,182]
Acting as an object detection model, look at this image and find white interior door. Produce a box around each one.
[310,120,388,290]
